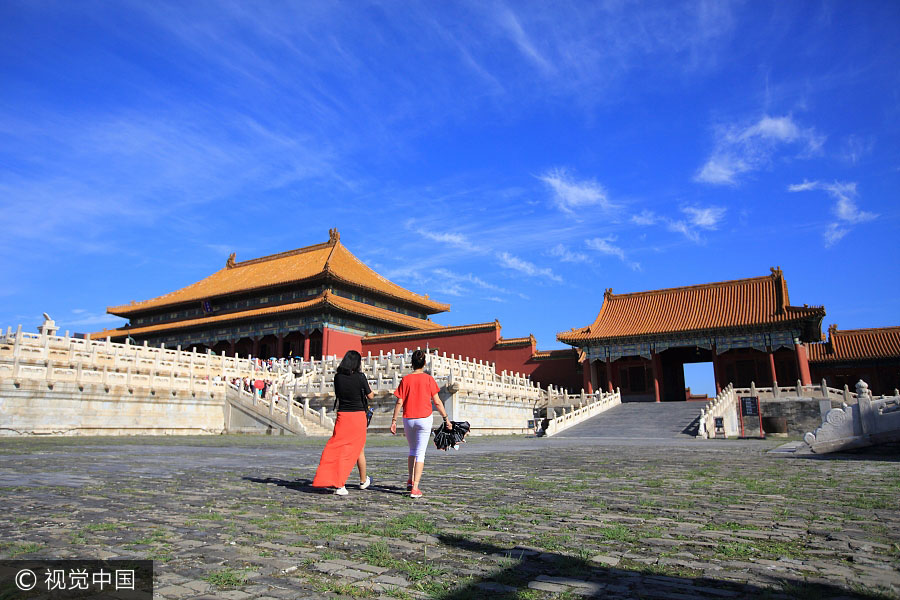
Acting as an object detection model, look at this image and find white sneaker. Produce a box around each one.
[334,486,348,496]
[359,476,371,490]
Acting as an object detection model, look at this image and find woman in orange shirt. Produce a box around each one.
[390,349,451,498]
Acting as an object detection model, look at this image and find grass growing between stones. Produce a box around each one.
[205,567,249,588]
[0,542,43,558]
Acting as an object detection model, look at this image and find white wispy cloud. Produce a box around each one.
[695,115,824,185]
[495,6,554,74]
[497,252,562,282]
[787,180,877,247]
[585,236,641,271]
[839,134,874,165]
[681,206,727,228]
[823,224,849,247]
[386,266,513,300]
[666,220,700,243]
[631,210,659,226]
[548,244,588,263]
[538,167,613,216]
[664,205,726,243]
[432,268,511,294]
[585,236,626,261]
[416,230,482,252]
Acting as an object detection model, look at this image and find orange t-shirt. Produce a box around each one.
[394,372,440,419]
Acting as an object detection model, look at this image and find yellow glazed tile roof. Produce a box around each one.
[495,335,536,347]
[558,268,825,344]
[92,291,442,339]
[108,230,450,316]
[808,325,900,363]
[531,349,577,359]
[362,321,500,343]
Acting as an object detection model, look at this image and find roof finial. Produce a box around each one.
[226,253,236,269]
[604,287,613,298]
[329,228,340,243]
[770,266,783,278]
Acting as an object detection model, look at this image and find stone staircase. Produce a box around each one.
[226,385,333,436]
[554,402,703,439]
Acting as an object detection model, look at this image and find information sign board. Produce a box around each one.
[738,396,763,438]
[741,396,760,417]
[714,416,725,438]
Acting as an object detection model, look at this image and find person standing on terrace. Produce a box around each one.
[312,350,373,496]
[390,349,451,499]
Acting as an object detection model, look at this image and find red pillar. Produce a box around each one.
[303,334,310,361]
[276,334,284,358]
[712,346,722,395]
[251,337,260,358]
[322,327,330,359]
[650,352,662,402]
[582,360,593,394]
[795,342,812,386]
[768,348,777,386]
[605,360,614,392]
[228,339,236,358]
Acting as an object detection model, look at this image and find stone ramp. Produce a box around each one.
[555,401,703,439]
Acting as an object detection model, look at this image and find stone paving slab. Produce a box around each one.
[0,434,898,599]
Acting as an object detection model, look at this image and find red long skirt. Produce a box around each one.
[312,411,367,488]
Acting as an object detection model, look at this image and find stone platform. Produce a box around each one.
[0,434,897,599]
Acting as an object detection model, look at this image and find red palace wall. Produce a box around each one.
[322,327,362,358]
[528,357,583,392]
[362,328,501,364]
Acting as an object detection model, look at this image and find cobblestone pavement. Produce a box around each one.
[0,434,898,599]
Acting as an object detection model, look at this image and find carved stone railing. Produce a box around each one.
[541,389,621,437]
[226,383,333,435]
[732,379,858,404]
[0,325,286,384]
[697,384,738,438]
[803,380,900,453]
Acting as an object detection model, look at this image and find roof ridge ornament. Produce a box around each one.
[604,287,613,298]
[328,228,340,243]
[226,253,236,269]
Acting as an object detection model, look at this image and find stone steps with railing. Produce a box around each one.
[226,384,333,436]
[803,380,900,453]
[695,378,898,439]
[537,389,622,437]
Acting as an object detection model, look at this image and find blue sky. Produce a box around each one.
[2,1,898,394]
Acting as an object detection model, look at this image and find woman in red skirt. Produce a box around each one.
[312,350,373,496]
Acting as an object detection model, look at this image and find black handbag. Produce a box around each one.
[362,376,374,426]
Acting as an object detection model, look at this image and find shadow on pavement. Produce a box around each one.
[433,533,880,600]
[242,476,410,495]
[791,449,900,463]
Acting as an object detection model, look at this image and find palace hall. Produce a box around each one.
[94,229,449,360]
[557,269,827,402]
[808,325,900,395]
